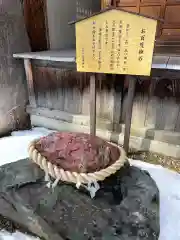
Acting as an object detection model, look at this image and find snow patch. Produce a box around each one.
[0,230,39,240]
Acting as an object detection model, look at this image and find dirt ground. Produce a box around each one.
[128,151,180,173]
[0,215,34,235]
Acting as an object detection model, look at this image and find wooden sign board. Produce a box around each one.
[75,9,157,76]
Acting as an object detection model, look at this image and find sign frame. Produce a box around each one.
[73,7,158,77]
[69,7,160,152]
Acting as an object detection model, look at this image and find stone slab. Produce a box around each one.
[13,49,76,62]
[28,106,180,145]
[31,114,180,158]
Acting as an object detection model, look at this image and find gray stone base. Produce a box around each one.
[0,159,160,240]
[31,114,180,158]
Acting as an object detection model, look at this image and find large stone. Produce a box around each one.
[35,132,120,173]
[0,0,30,135]
[0,159,159,240]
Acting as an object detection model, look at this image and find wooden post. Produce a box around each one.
[119,77,125,123]
[24,58,37,108]
[123,76,136,153]
[112,0,117,7]
[90,74,96,136]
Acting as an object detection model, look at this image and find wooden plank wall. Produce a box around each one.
[32,65,180,132]
[21,0,180,135]
[102,0,180,42]
[33,66,124,124]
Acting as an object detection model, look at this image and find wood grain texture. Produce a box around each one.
[24,59,36,108]
[23,0,48,51]
[90,75,97,136]
[108,0,180,41]
[123,76,136,153]
[31,65,180,133]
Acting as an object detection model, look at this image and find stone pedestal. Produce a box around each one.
[0,159,159,240]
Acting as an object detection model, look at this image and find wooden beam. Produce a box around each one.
[123,76,136,153]
[24,58,36,108]
[120,77,125,123]
[112,0,117,7]
[90,74,97,136]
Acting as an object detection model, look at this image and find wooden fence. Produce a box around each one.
[32,64,180,132]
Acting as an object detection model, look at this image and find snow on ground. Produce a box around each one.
[129,159,180,240]
[0,230,38,240]
[0,127,179,239]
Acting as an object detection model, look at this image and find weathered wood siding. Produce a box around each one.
[32,65,180,132]
[33,66,124,123]
[0,0,30,135]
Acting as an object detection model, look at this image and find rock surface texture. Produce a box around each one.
[0,0,30,135]
[0,159,160,240]
[35,132,120,173]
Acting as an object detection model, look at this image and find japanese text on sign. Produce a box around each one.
[138,28,146,62]
[110,20,116,71]
[116,20,122,68]
[76,9,157,76]
[92,21,96,59]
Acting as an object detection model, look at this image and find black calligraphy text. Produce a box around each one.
[110,20,116,71]
[98,27,102,70]
[123,23,130,72]
[138,28,146,62]
[92,21,96,59]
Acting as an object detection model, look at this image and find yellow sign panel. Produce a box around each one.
[75,9,157,76]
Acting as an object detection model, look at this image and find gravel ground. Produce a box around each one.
[0,215,18,233]
[0,215,38,238]
[128,151,180,173]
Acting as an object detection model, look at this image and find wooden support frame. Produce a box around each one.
[119,76,125,123]
[24,58,37,108]
[90,74,97,136]
[123,76,136,153]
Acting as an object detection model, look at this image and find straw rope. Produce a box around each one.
[28,139,127,185]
